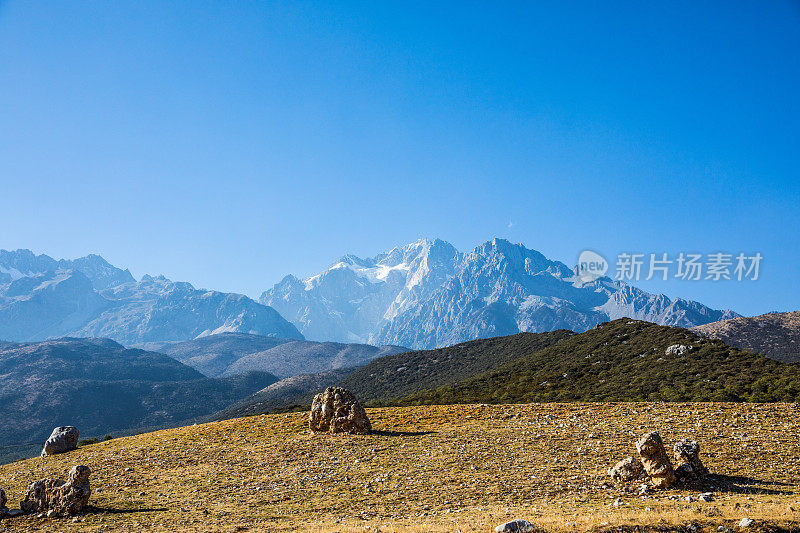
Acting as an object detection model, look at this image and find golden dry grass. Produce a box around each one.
[1,403,799,532]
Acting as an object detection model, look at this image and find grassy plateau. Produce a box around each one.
[0,403,799,532]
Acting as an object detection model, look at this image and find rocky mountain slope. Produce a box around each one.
[0,249,303,345]
[391,319,800,406]
[261,238,738,349]
[692,311,800,363]
[0,337,279,448]
[157,332,408,378]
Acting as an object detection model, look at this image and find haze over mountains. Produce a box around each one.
[262,238,739,349]
[0,249,302,345]
[157,332,408,378]
[0,337,279,448]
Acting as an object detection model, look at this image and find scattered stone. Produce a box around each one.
[739,517,753,528]
[46,509,58,518]
[7,509,23,517]
[613,498,623,507]
[674,440,709,481]
[494,519,536,532]
[40,427,79,456]
[699,493,713,502]
[636,431,676,488]
[20,465,92,516]
[717,526,729,532]
[608,456,643,482]
[309,387,371,435]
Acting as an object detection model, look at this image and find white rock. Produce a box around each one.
[494,519,536,532]
[739,517,753,528]
[665,344,690,356]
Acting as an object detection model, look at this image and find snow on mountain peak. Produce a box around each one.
[261,238,739,349]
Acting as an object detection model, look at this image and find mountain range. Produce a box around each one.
[213,318,800,420]
[1,241,740,352]
[261,238,739,349]
[0,249,302,345]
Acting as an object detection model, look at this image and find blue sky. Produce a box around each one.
[1,1,798,315]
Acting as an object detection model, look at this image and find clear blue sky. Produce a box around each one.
[1,1,798,316]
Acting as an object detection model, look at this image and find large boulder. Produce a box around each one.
[0,487,7,516]
[20,465,92,516]
[635,431,676,488]
[309,387,371,435]
[608,456,644,482]
[673,439,708,481]
[41,426,79,456]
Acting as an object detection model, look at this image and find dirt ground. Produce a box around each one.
[0,403,799,532]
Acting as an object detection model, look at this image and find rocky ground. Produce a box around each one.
[0,403,799,532]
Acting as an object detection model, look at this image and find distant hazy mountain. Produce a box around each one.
[261,238,739,349]
[0,249,303,345]
[693,311,800,363]
[158,332,408,378]
[0,337,279,447]
[147,332,292,376]
[210,368,355,421]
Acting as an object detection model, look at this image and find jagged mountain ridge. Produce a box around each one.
[0,249,134,289]
[261,238,739,349]
[0,249,303,345]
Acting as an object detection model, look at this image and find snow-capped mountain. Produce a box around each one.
[0,249,303,345]
[262,239,459,344]
[261,238,739,349]
[0,249,135,289]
